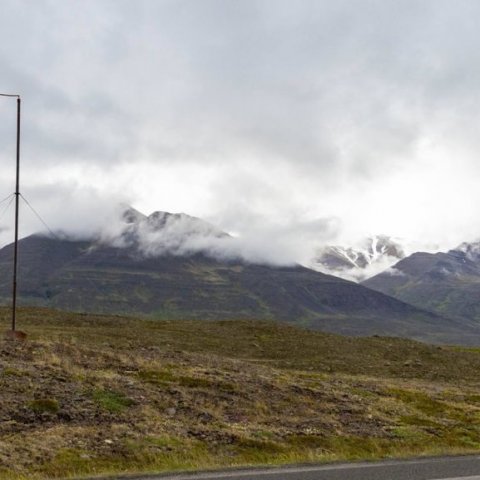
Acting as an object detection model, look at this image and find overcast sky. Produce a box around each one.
[1,0,480,256]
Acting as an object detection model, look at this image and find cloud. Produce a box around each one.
[1,0,480,255]
[383,267,406,277]
[93,205,340,267]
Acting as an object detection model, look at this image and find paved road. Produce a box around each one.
[122,456,480,480]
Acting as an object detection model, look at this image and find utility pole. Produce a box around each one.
[0,93,22,337]
[12,96,21,332]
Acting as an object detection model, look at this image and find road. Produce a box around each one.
[121,456,480,480]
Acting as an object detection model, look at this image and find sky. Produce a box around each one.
[1,0,480,261]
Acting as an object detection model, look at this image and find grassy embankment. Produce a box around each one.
[1,307,480,479]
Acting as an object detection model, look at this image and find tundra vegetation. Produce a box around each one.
[1,307,480,479]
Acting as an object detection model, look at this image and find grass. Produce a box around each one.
[28,399,60,414]
[1,307,480,479]
[92,389,135,413]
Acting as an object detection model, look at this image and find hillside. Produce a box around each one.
[2,308,480,479]
[0,215,475,344]
[362,241,480,323]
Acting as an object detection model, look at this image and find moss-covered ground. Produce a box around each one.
[1,307,480,479]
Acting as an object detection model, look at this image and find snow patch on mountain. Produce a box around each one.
[311,235,406,282]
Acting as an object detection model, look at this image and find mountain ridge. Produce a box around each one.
[362,240,480,323]
[0,206,477,344]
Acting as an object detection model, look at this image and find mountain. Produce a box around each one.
[102,205,230,252]
[311,235,405,281]
[362,241,480,323]
[0,207,476,344]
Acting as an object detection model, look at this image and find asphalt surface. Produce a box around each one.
[120,456,480,480]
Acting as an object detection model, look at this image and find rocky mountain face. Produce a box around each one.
[0,207,473,344]
[101,206,230,253]
[362,240,480,323]
[311,235,406,281]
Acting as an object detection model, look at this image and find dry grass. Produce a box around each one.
[0,308,480,479]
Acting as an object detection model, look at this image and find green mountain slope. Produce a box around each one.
[362,243,480,322]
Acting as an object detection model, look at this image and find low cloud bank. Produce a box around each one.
[95,205,340,267]
[0,195,449,279]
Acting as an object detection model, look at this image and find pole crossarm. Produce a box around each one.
[0,93,20,98]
